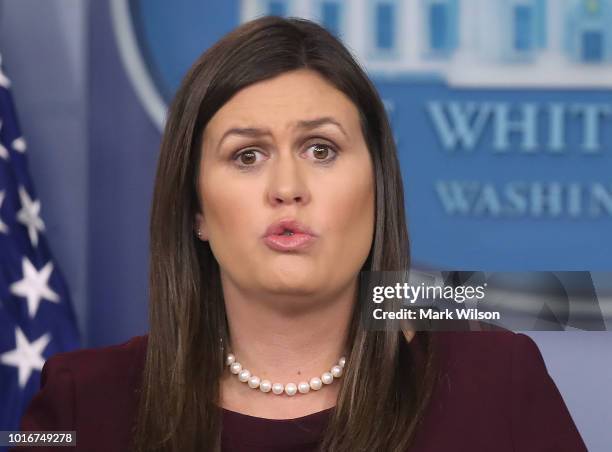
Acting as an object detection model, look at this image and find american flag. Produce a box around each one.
[0,53,80,443]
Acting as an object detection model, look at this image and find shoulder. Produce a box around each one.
[420,329,587,451]
[20,334,149,436]
[432,328,533,366]
[430,328,567,382]
[429,329,550,393]
[44,334,148,382]
[420,329,522,394]
[42,334,149,411]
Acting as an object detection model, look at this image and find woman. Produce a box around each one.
[18,16,586,452]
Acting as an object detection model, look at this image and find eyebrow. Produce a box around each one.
[217,116,348,148]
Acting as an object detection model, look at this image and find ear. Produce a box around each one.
[194,212,209,241]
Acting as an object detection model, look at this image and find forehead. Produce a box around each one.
[204,69,361,138]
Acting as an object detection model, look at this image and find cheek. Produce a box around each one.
[200,172,262,255]
[320,163,375,260]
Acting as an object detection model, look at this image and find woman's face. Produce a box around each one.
[196,68,375,305]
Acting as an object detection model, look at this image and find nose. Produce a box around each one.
[266,150,310,207]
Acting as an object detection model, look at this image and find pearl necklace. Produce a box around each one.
[224,352,346,396]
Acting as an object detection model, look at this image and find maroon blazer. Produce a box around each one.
[15,331,587,451]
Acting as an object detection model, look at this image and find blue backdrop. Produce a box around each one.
[0,1,610,450]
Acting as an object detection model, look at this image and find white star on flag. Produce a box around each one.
[12,137,27,153]
[0,190,8,234]
[0,54,10,88]
[1,50,80,423]
[16,186,45,247]
[0,120,9,160]
[10,257,60,318]
[0,327,50,389]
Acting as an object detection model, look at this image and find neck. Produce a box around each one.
[218,273,356,417]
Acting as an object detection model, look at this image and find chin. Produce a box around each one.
[263,272,320,296]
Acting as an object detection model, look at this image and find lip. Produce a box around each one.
[262,218,317,252]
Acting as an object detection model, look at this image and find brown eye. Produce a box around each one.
[306,143,337,164]
[239,150,257,165]
[312,144,329,160]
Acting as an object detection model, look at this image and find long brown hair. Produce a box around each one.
[133,16,438,452]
